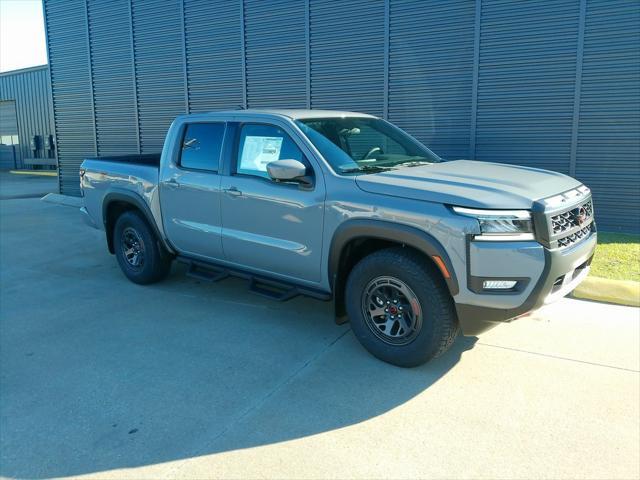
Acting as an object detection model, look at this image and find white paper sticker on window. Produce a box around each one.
[240,136,283,172]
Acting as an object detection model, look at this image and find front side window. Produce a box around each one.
[179,123,225,171]
[296,117,441,175]
[237,124,306,179]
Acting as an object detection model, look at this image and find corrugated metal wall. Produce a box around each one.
[576,0,640,232]
[44,0,95,194]
[389,0,475,159]
[43,0,640,232]
[0,65,56,169]
[87,0,139,157]
[185,0,243,113]
[475,0,580,173]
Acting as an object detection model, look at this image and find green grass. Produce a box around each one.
[590,232,640,282]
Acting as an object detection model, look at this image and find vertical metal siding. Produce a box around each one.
[0,100,18,169]
[183,0,243,113]
[42,0,640,232]
[576,0,640,232]
[131,0,186,153]
[309,0,385,116]
[0,66,56,170]
[244,0,307,108]
[44,0,95,196]
[475,0,580,174]
[0,101,18,134]
[388,0,475,159]
[87,0,139,157]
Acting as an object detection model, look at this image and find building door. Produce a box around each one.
[0,101,19,170]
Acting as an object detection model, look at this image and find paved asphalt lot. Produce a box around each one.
[1,173,639,479]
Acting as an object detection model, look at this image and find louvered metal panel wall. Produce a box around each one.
[475,0,580,173]
[132,0,185,153]
[244,0,307,108]
[184,0,243,113]
[0,66,55,169]
[87,0,138,156]
[389,0,475,159]
[575,0,640,232]
[310,0,385,116]
[44,1,94,195]
[43,0,640,232]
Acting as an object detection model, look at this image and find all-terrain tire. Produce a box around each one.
[113,210,172,285]
[345,247,459,367]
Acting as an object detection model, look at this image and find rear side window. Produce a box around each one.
[179,123,225,171]
[237,124,306,179]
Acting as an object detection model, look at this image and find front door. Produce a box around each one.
[159,122,226,260]
[220,122,325,284]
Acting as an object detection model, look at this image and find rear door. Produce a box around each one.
[159,122,226,260]
[220,122,325,284]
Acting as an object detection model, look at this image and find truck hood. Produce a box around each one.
[354,160,582,209]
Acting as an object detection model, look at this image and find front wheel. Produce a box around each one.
[345,247,459,367]
[113,211,172,285]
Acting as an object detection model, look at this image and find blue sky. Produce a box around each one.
[0,0,47,72]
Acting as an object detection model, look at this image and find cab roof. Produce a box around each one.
[207,108,377,120]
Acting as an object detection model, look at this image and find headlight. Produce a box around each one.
[452,207,534,240]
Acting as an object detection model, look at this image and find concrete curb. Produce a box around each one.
[10,170,58,177]
[41,193,82,208]
[572,276,640,307]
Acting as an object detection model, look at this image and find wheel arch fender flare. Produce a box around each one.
[102,189,172,255]
[328,219,459,296]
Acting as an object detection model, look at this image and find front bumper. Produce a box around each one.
[455,230,597,335]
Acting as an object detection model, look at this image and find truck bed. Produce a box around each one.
[80,154,162,233]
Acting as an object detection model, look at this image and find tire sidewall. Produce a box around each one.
[346,250,452,367]
[113,211,168,284]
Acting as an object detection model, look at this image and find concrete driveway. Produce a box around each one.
[0,180,638,479]
[0,171,57,200]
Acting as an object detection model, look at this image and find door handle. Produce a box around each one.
[166,178,180,189]
[223,186,242,197]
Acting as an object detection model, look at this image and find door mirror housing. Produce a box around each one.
[267,159,313,187]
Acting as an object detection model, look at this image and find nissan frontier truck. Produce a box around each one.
[80,109,596,367]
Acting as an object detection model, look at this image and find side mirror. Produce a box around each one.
[267,159,313,187]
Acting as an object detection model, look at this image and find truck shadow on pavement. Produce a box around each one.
[0,259,477,479]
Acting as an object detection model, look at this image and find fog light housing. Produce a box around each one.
[483,280,518,290]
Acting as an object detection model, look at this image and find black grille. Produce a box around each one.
[551,200,593,234]
[557,225,593,248]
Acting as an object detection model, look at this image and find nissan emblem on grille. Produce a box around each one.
[573,206,588,226]
[551,200,593,235]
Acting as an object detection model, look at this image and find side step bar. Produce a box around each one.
[186,262,229,283]
[177,256,331,303]
[249,277,299,302]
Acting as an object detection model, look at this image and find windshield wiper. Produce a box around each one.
[339,165,397,174]
[395,160,433,168]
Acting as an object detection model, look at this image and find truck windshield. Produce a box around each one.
[295,117,441,175]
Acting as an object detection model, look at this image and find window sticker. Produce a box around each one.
[240,136,283,172]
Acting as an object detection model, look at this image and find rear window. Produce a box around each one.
[179,123,225,171]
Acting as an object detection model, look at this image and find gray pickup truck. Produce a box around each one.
[80,109,596,367]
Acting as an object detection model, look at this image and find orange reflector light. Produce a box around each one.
[432,255,451,279]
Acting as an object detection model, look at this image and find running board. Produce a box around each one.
[177,255,330,303]
[249,278,299,302]
[186,262,228,283]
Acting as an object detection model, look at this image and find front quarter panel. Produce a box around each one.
[319,174,477,296]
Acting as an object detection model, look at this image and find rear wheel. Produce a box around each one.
[113,210,172,284]
[345,247,459,367]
